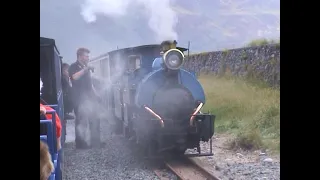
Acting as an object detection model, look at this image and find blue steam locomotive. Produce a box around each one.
[91,40,215,158]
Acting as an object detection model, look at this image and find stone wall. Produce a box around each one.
[183,44,280,87]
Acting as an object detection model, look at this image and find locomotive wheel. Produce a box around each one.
[148,141,158,158]
[174,136,187,155]
[134,129,156,157]
[171,147,187,155]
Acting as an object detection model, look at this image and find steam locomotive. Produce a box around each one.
[90,40,215,158]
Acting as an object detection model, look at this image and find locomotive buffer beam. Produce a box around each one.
[151,114,214,158]
[183,114,215,157]
[186,113,215,157]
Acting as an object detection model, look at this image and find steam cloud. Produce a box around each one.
[73,56,127,146]
[40,78,43,93]
[81,0,178,42]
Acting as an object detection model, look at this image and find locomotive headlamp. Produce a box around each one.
[163,49,185,70]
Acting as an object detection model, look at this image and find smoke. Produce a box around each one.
[40,0,115,62]
[80,0,178,42]
[74,54,128,146]
[40,78,43,94]
[75,97,103,146]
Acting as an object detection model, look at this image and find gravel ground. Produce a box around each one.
[62,116,170,180]
[62,116,280,180]
[188,135,280,180]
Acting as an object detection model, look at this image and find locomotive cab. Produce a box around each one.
[126,55,141,74]
[125,54,147,88]
[122,54,144,135]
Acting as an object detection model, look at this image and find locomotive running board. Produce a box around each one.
[184,152,213,157]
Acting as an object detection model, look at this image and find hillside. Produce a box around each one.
[40,0,279,63]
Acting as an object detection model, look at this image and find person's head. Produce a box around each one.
[160,40,177,54]
[62,63,70,76]
[161,43,170,53]
[40,141,54,180]
[76,47,90,65]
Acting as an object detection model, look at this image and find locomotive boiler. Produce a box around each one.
[90,40,215,158]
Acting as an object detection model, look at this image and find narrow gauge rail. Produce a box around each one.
[154,157,220,180]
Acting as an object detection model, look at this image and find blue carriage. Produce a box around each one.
[40,37,66,180]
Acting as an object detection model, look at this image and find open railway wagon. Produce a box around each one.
[90,41,216,159]
[40,37,65,180]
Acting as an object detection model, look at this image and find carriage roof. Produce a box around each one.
[108,44,188,55]
[40,36,63,105]
[90,44,188,62]
[40,37,60,55]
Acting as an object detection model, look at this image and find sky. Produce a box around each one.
[40,0,280,63]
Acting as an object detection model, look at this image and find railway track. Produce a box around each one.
[154,156,220,180]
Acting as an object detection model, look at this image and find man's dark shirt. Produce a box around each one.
[61,75,73,112]
[61,75,72,95]
[69,61,93,105]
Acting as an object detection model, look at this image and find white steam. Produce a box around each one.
[81,0,130,22]
[40,78,43,95]
[81,0,178,42]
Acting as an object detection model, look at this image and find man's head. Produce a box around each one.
[62,63,70,76]
[76,48,90,65]
[160,40,177,54]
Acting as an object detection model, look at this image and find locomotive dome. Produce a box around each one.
[160,40,177,46]
[160,40,177,53]
[152,57,164,71]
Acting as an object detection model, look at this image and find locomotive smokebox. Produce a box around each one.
[152,84,195,121]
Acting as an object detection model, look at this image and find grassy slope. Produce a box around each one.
[199,75,280,153]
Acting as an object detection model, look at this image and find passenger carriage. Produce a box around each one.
[40,37,66,180]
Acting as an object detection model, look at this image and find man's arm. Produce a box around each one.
[69,64,89,81]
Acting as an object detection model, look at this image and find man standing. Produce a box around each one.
[61,63,74,120]
[69,47,100,149]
